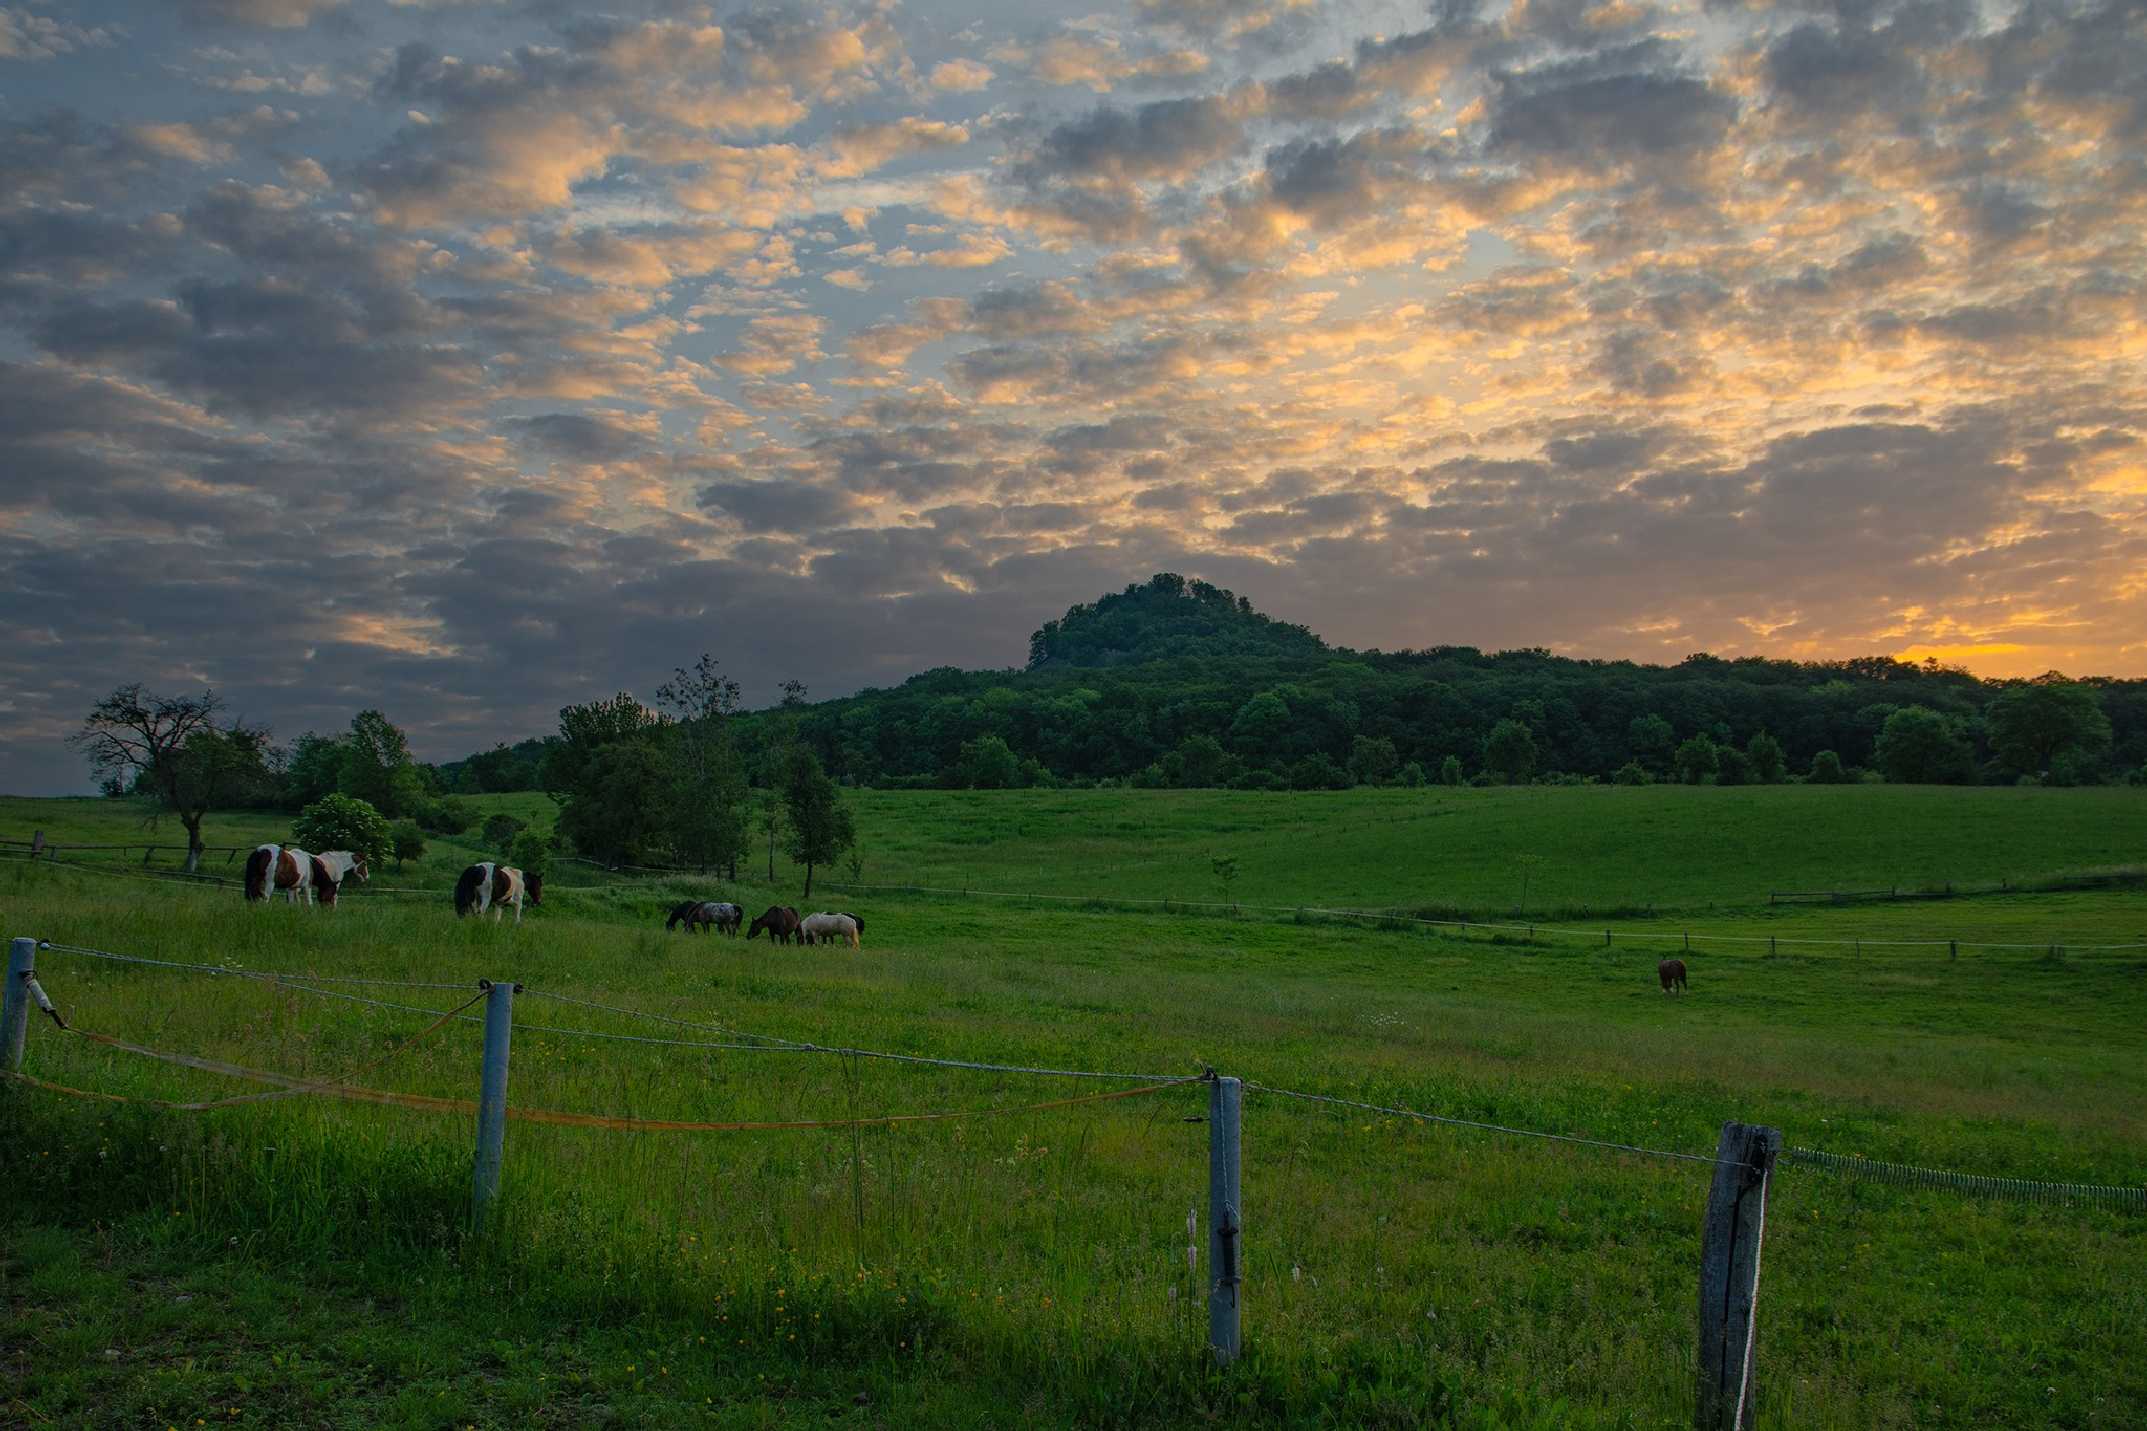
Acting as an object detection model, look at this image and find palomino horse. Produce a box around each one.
[310,850,370,907]
[800,912,861,949]
[454,862,542,923]
[245,843,324,906]
[746,905,801,944]
[667,900,742,935]
[1658,958,1689,994]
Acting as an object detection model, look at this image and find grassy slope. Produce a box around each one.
[3,787,2145,1427]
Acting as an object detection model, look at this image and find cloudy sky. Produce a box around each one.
[2,0,2142,792]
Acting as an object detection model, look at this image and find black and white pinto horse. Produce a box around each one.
[454,862,542,923]
[667,900,743,935]
[245,844,368,906]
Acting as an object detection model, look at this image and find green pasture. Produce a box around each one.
[2,787,2145,1427]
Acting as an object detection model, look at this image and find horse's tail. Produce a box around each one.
[453,864,485,917]
[243,846,274,902]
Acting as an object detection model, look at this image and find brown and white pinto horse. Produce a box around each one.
[245,843,321,906]
[311,850,370,906]
[454,862,542,923]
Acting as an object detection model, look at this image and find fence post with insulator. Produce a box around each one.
[1207,1072,1244,1365]
[3,937,35,1072]
[1696,1120,1783,1431]
[470,978,518,1230]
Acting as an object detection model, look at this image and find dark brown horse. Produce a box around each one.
[747,905,802,944]
[1658,958,1688,994]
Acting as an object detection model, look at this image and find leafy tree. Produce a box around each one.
[780,748,856,898]
[416,796,474,835]
[1628,714,1676,771]
[1985,679,2112,778]
[544,692,665,803]
[292,793,392,864]
[284,732,346,809]
[1745,731,1786,784]
[482,813,527,851]
[1397,760,1427,787]
[1347,735,1400,786]
[656,654,751,874]
[338,710,422,817]
[1715,745,1752,786]
[1438,754,1464,786]
[1674,734,1719,785]
[1808,750,1849,784]
[509,829,552,877]
[1227,691,1293,756]
[70,684,273,871]
[1874,706,1976,784]
[1288,753,1349,790]
[1612,760,1651,786]
[389,820,426,870]
[558,742,670,866]
[1175,733,1227,787]
[1482,719,1537,784]
[956,734,1022,789]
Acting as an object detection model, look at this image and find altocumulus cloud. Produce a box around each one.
[0,0,2143,792]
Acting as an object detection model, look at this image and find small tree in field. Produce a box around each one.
[482,812,527,851]
[781,747,855,899]
[1808,750,1849,784]
[70,684,272,872]
[1674,734,1719,784]
[1612,760,1651,786]
[1438,754,1464,786]
[509,829,552,877]
[389,820,426,870]
[1482,720,1536,784]
[293,793,392,865]
[1745,731,1786,784]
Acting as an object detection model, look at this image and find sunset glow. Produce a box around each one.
[2,0,2143,789]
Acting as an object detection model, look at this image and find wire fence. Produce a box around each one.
[13,935,2142,1210]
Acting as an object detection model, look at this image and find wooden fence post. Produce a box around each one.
[1696,1120,1783,1431]
[470,978,518,1230]
[1207,1074,1244,1366]
[3,937,35,1073]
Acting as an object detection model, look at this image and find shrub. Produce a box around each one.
[291,793,392,864]
[389,820,426,869]
[481,812,527,850]
[1612,760,1651,786]
[1745,731,1786,784]
[1808,750,1849,784]
[1397,761,1427,788]
[415,795,474,835]
[1482,720,1537,784]
[1288,753,1350,790]
[1438,754,1463,786]
[1715,746,1752,786]
[1674,734,1719,785]
[509,829,552,877]
[1229,769,1284,791]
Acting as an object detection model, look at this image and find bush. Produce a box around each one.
[1482,719,1537,784]
[1715,746,1752,786]
[1438,755,1463,786]
[481,812,527,850]
[1288,753,1350,790]
[1229,769,1284,791]
[291,793,392,864]
[389,820,426,869]
[1745,731,1786,784]
[1674,734,1719,785]
[1612,760,1651,786]
[509,829,552,877]
[955,734,1022,789]
[1397,761,1427,788]
[415,796,475,835]
[1808,750,1849,784]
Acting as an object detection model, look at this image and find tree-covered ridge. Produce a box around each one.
[437,574,2147,794]
[1027,574,1329,668]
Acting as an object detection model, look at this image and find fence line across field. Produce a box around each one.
[11,845,2143,954]
[7,935,2141,1428]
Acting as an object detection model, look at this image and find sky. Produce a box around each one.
[1,0,2143,794]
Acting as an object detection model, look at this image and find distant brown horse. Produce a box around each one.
[1658,958,1688,994]
[747,905,801,944]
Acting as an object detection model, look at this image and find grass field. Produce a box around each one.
[3,787,2145,1427]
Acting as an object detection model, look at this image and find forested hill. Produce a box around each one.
[446,574,2147,792]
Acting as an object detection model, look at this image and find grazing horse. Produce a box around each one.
[244,844,321,906]
[801,912,861,949]
[454,862,542,923]
[667,900,742,935]
[310,850,369,907]
[1658,958,1689,994]
[746,905,802,944]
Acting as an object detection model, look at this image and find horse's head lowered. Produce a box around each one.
[350,854,370,882]
[523,872,543,906]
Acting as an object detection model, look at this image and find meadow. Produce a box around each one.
[2,785,2144,1428]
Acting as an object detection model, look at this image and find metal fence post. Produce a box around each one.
[1207,1073,1243,1365]
[470,978,518,1230]
[3,937,34,1072]
[1696,1120,1783,1431]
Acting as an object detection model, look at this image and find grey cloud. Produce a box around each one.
[1489,45,1736,160]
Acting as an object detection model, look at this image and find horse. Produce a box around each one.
[310,850,369,907]
[244,844,320,906]
[454,862,542,923]
[1658,958,1688,994]
[746,905,801,944]
[800,912,861,949]
[667,900,742,935]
